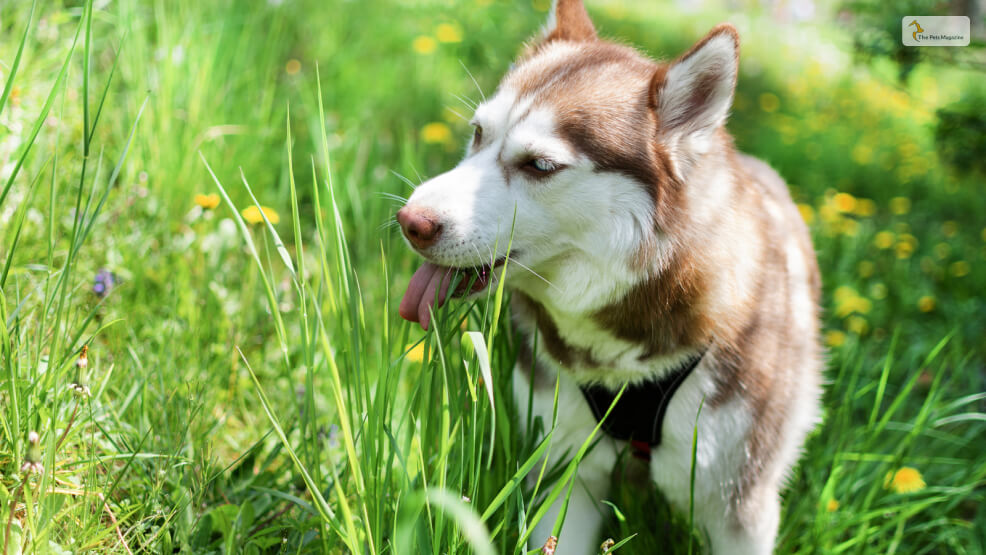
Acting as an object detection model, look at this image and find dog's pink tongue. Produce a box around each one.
[399,262,452,330]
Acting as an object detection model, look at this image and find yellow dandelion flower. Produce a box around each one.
[890,197,911,215]
[285,59,301,75]
[833,286,854,303]
[194,193,221,210]
[851,144,873,165]
[818,204,839,225]
[839,218,860,237]
[241,205,280,225]
[841,296,871,316]
[833,192,856,213]
[898,142,919,159]
[406,343,427,363]
[435,23,462,43]
[412,35,437,55]
[826,499,839,512]
[853,198,877,217]
[949,260,970,277]
[421,122,452,144]
[933,242,950,260]
[941,220,958,238]
[874,231,895,249]
[825,330,846,347]
[797,203,815,225]
[847,315,869,335]
[758,92,780,113]
[834,286,871,317]
[858,260,874,278]
[884,467,926,494]
[895,241,914,259]
[917,295,935,312]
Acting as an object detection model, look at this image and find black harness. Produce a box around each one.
[579,351,705,460]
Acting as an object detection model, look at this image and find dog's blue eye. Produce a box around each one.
[524,158,557,174]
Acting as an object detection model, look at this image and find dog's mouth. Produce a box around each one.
[399,258,507,330]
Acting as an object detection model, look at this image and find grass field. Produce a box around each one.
[1,0,984,553]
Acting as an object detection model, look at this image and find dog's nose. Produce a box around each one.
[397,206,443,249]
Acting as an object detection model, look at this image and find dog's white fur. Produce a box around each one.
[398,2,822,553]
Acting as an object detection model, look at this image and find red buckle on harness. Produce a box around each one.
[630,440,652,462]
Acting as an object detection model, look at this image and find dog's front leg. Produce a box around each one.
[514,366,616,555]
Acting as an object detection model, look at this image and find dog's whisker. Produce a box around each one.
[389,170,419,191]
[408,164,425,187]
[484,245,501,272]
[475,242,558,292]
[444,106,470,123]
[469,244,487,273]
[377,218,402,232]
[452,93,478,111]
[377,191,409,203]
[511,259,560,292]
[459,60,487,103]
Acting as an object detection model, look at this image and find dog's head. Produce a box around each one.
[398,0,740,328]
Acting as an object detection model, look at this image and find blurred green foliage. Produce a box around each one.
[842,0,986,175]
[935,87,986,176]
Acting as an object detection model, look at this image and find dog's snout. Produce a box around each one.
[397,206,443,249]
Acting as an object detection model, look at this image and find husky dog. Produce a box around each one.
[396,1,821,553]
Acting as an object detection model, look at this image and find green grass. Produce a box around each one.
[1,0,984,553]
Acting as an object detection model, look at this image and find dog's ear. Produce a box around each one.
[543,0,596,43]
[651,24,739,137]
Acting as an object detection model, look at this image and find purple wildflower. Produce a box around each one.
[93,269,117,297]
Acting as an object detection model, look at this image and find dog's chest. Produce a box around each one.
[517,299,700,390]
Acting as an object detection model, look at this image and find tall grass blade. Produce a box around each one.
[236,350,352,546]
[688,397,705,555]
[239,169,297,278]
[82,0,92,155]
[0,0,35,122]
[1,158,49,289]
[462,331,495,410]
[480,430,554,522]
[0,2,84,208]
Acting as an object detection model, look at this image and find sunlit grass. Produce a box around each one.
[1,0,984,552]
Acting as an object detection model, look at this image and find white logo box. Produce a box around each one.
[902,16,970,46]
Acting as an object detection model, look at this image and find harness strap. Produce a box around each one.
[579,351,705,458]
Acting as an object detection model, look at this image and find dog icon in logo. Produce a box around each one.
[909,19,925,41]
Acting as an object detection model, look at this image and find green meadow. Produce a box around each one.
[1,0,984,553]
